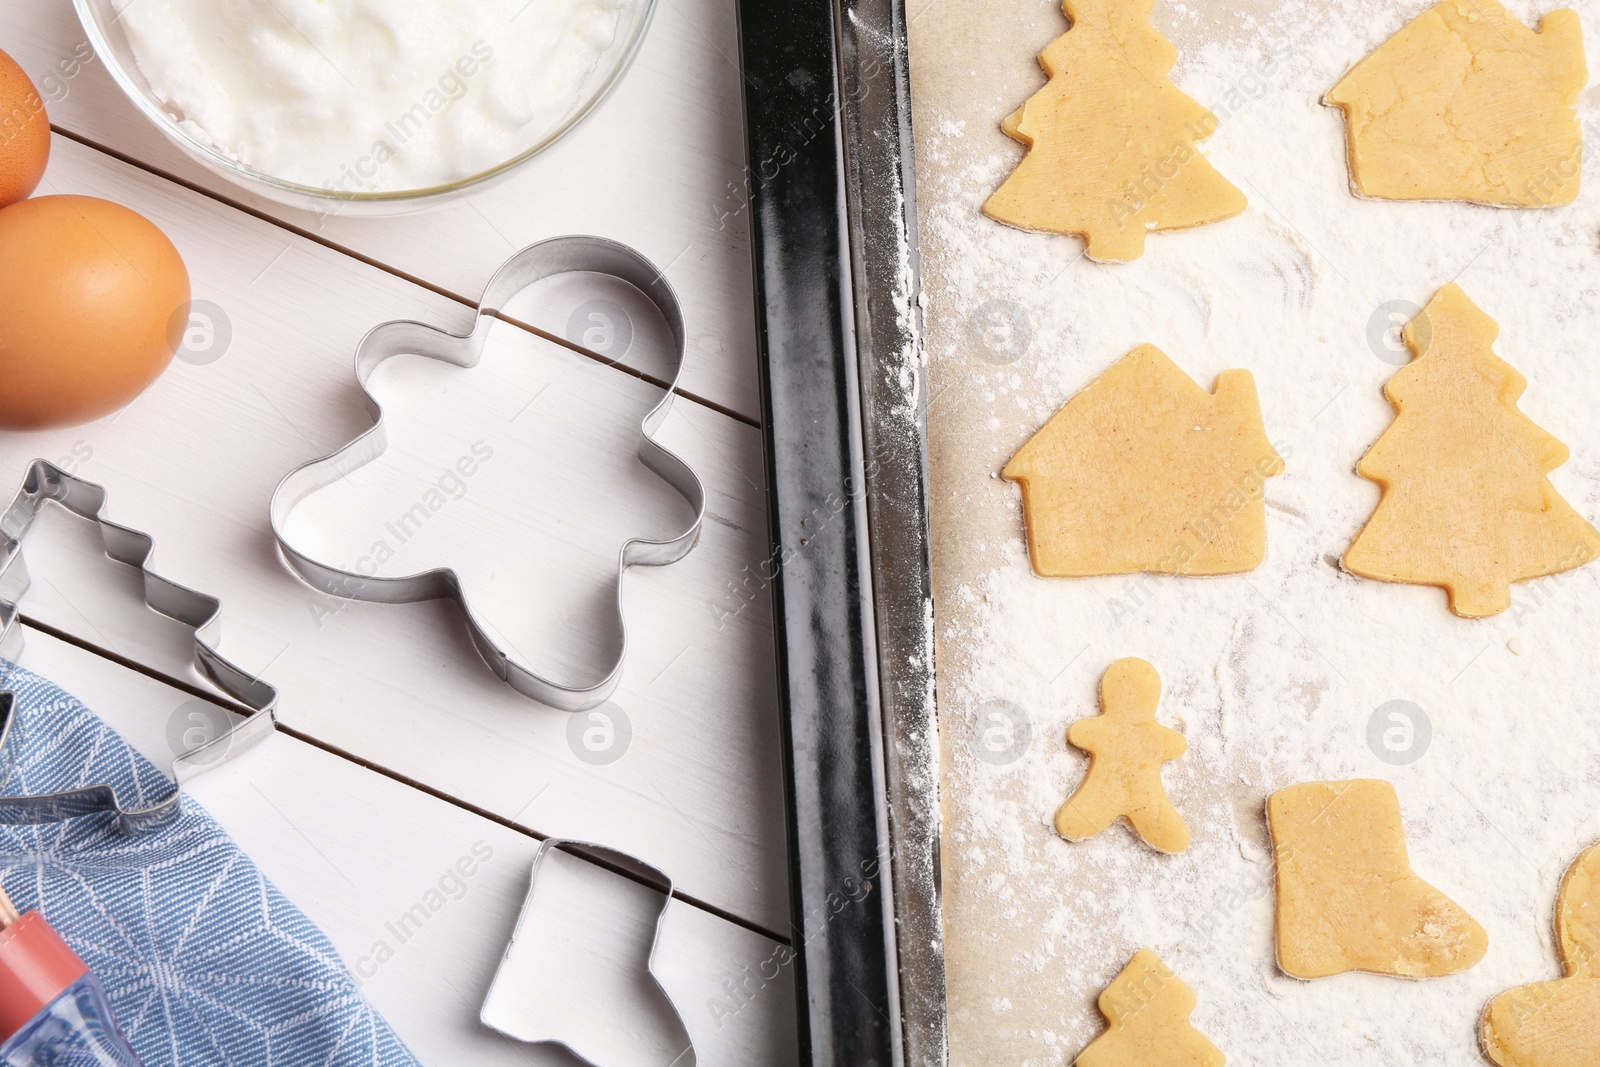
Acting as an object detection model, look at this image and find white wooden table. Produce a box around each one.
[0,3,796,1063]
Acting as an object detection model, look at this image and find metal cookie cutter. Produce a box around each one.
[269,235,705,712]
[480,838,696,1066]
[0,460,278,830]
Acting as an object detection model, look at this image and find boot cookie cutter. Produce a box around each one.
[480,838,697,1066]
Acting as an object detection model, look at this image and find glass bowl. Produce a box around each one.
[72,0,658,216]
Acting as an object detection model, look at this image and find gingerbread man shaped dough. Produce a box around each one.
[1482,840,1600,1066]
[1055,658,1190,853]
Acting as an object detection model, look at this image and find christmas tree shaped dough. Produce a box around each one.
[1481,841,1600,1066]
[1268,779,1488,980]
[1344,284,1600,618]
[983,0,1246,261]
[1325,0,1585,206]
[1076,949,1225,1067]
[1004,345,1282,578]
[1056,658,1189,852]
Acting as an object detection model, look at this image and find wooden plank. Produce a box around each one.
[0,134,788,934]
[15,626,798,1067]
[1,0,761,421]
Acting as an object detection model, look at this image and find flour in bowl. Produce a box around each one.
[115,0,631,191]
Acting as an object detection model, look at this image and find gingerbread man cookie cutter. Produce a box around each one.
[268,236,705,712]
[0,460,278,830]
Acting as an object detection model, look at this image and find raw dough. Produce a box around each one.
[1056,658,1190,853]
[1343,284,1600,618]
[1481,840,1600,1067]
[1325,0,1585,206]
[1003,344,1282,577]
[1267,779,1488,979]
[982,0,1246,261]
[1076,948,1225,1067]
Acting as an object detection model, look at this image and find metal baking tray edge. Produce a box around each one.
[736,1,945,1064]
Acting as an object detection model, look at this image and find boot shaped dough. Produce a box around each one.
[1268,779,1487,979]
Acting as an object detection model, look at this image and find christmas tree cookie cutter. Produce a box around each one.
[480,837,696,1066]
[0,460,278,831]
[269,235,705,713]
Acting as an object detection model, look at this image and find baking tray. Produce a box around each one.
[735,1,944,1064]
[892,0,1600,1063]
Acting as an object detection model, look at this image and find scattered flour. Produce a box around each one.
[911,0,1600,1063]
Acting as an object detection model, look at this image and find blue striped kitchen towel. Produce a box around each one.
[0,665,421,1067]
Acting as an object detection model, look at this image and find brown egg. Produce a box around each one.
[0,195,189,430]
[0,48,49,207]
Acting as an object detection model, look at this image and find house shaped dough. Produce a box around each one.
[1325,0,1585,206]
[1003,345,1281,577]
